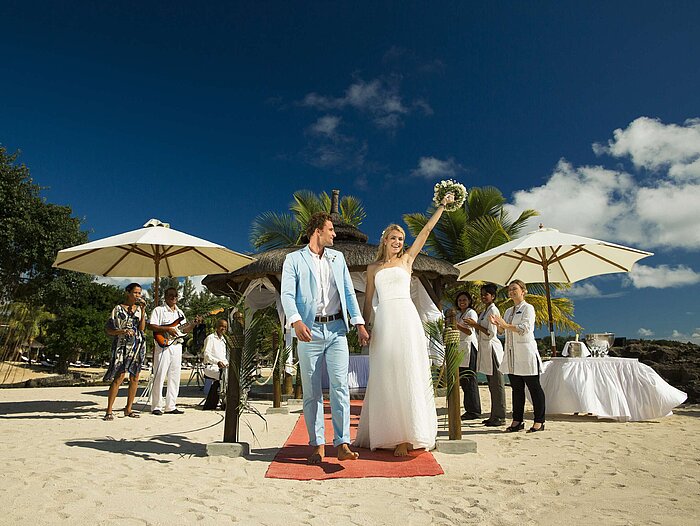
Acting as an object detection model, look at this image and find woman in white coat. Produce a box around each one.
[490,280,546,433]
[465,283,506,426]
[454,291,481,420]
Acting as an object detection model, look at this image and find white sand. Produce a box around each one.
[0,384,697,525]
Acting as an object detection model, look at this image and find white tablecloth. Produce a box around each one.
[540,357,687,421]
[320,355,369,389]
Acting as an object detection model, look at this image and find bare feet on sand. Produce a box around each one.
[337,443,360,461]
[393,443,411,457]
[307,445,324,465]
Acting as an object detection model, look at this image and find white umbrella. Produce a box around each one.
[453,225,653,353]
[53,219,255,301]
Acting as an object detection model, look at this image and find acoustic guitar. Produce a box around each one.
[153,308,224,348]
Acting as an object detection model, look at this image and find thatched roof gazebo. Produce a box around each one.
[203,190,458,309]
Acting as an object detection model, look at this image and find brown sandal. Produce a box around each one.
[103,413,114,421]
[124,410,140,418]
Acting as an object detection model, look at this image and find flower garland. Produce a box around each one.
[433,179,467,212]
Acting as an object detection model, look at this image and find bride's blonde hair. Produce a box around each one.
[375,224,406,262]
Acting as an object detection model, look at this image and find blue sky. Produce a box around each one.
[2,1,699,343]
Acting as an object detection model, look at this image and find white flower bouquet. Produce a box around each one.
[433,179,467,212]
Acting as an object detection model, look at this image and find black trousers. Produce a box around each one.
[459,343,481,414]
[203,380,221,410]
[509,374,546,424]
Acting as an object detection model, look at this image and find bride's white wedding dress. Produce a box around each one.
[354,266,437,451]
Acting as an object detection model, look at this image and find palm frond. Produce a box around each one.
[339,195,366,227]
[249,211,300,250]
[403,208,464,261]
[461,216,513,260]
[466,186,507,219]
[291,190,326,230]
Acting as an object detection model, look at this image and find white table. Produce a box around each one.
[540,357,687,421]
[321,354,369,389]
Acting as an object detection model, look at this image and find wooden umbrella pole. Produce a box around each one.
[543,267,556,355]
[153,247,161,306]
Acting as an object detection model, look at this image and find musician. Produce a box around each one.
[148,287,199,415]
[202,319,229,410]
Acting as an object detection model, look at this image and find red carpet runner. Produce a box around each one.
[265,400,444,480]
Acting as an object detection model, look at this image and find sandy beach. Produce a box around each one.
[0,383,698,526]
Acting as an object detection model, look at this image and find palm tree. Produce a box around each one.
[404,186,538,262]
[250,190,366,250]
[404,186,580,334]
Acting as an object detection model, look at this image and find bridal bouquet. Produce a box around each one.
[433,179,467,212]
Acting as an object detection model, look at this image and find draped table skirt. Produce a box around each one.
[540,357,687,421]
[321,354,369,389]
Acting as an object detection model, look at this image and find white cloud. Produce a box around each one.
[664,329,700,345]
[507,118,700,251]
[638,328,654,337]
[309,115,341,137]
[593,117,700,176]
[303,139,368,171]
[670,330,691,342]
[625,264,700,288]
[300,77,430,130]
[411,156,462,180]
[189,275,207,294]
[562,283,603,299]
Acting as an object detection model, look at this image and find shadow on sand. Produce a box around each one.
[0,399,101,419]
[66,434,208,463]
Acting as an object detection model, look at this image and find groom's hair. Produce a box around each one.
[306,212,333,239]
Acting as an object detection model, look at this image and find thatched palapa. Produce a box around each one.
[203,190,458,307]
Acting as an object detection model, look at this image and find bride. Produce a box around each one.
[354,192,454,456]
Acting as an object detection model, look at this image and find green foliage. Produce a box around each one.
[423,319,466,398]
[42,281,124,371]
[0,147,88,306]
[250,190,367,250]
[0,302,55,361]
[249,212,300,251]
[406,185,580,332]
[403,186,538,263]
[346,326,363,354]
[44,305,114,372]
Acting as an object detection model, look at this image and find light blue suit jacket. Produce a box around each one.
[280,246,363,332]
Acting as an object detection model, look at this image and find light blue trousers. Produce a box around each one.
[297,318,350,447]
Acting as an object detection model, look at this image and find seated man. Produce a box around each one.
[202,319,229,410]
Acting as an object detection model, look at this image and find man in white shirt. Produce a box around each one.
[202,319,228,410]
[281,212,370,464]
[148,287,198,415]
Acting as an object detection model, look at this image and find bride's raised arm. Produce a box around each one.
[404,193,454,264]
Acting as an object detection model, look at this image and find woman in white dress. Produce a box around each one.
[354,193,453,456]
[464,283,506,426]
[490,279,546,433]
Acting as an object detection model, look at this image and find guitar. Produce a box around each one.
[153,308,224,348]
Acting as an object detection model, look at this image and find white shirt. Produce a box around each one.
[310,249,341,317]
[203,333,228,379]
[457,308,478,368]
[150,305,186,351]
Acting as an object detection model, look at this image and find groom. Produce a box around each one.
[281,212,370,464]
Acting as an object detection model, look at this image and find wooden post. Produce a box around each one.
[444,328,462,441]
[272,330,282,408]
[448,376,462,440]
[223,311,243,443]
[543,266,557,356]
[283,373,293,396]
